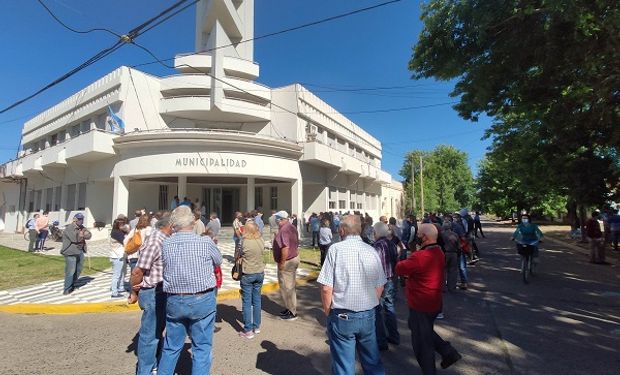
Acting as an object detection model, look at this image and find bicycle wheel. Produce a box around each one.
[522,255,530,284]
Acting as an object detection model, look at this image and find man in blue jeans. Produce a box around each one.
[157,206,222,375]
[372,222,400,350]
[60,213,91,295]
[318,215,387,375]
[128,217,173,375]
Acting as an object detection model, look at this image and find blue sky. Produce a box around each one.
[0,0,492,180]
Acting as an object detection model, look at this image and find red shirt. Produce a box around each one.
[395,244,444,313]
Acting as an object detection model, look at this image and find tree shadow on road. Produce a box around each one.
[256,340,323,375]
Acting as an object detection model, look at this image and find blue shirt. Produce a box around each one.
[161,231,222,294]
[310,217,320,232]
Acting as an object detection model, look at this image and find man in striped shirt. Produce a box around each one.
[128,217,173,375]
[372,221,400,350]
[157,206,222,375]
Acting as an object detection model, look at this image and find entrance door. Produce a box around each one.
[221,188,240,224]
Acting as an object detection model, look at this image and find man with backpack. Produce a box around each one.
[25,214,40,252]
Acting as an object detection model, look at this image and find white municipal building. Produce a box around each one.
[0,0,403,235]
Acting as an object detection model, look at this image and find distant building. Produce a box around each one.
[0,0,403,235]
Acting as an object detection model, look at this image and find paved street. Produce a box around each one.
[1,223,619,374]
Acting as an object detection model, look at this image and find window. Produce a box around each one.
[270,187,278,210]
[96,113,107,130]
[27,190,34,212]
[81,120,90,133]
[50,134,58,146]
[54,186,62,211]
[159,185,169,210]
[58,130,66,143]
[255,187,263,208]
[328,187,337,210]
[66,184,76,211]
[45,188,53,211]
[329,201,336,209]
[77,183,87,210]
[357,192,363,210]
[71,125,80,138]
[349,191,355,209]
[35,190,42,211]
[338,188,346,210]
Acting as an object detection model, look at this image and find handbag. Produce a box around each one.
[459,238,471,254]
[124,230,142,255]
[231,257,243,281]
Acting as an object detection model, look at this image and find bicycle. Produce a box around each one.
[515,239,539,284]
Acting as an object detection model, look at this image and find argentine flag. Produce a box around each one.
[107,105,125,133]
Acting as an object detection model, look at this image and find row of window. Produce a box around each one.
[327,187,377,211]
[306,123,379,167]
[23,113,113,154]
[27,183,86,212]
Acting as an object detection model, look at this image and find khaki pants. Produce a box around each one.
[588,237,605,263]
[277,255,300,315]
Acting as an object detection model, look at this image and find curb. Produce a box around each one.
[0,271,319,315]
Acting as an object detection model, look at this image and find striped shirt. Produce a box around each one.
[136,229,168,288]
[373,237,397,279]
[317,235,386,312]
[161,231,222,294]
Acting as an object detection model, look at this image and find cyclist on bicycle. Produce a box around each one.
[511,214,544,260]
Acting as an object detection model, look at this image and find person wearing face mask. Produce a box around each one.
[511,214,544,262]
[395,224,462,374]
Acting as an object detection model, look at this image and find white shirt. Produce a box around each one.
[319,227,332,245]
[317,235,386,312]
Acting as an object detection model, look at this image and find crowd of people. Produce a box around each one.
[96,203,489,375]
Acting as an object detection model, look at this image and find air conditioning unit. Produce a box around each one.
[306,124,318,141]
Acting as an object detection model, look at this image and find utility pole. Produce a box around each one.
[420,155,425,215]
[410,158,416,214]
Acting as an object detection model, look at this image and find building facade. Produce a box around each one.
[0,0,403,234]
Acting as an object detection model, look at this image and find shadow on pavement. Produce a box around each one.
[256,340,323,375]
[218,304,243,331]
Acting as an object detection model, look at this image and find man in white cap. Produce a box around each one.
[272,210,300,320]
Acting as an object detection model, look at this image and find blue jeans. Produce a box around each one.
[110,258,126,295]
[458,253,468,283]
[36,230,48,249]
[63,252,84,292]
[137,286,167,375]
[375,278,399,346]
[328,308,385,375]
[241,272,264,332]
[158,292,216,375]
[408,309,456,375]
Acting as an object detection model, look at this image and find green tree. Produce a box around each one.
[400,145,475,214]
[409,0,620,211]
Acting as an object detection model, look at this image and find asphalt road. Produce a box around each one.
[1,223,618,375]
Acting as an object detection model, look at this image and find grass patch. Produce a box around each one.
[0,246,111,290]
[262,246,321,272]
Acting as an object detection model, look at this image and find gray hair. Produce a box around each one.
[373,222,389,239]
[170,206,194,230]
[155,217,171,229]
[340,215,362,235]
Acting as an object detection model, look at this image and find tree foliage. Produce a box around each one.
[409,0,620,215]
[400,145,475,214]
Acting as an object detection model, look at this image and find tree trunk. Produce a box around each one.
[579,205,588,243]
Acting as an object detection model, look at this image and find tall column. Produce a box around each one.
[112,176,129,219]
[178,176,187,199]
[291,179,303,217]
[246,177,255,211]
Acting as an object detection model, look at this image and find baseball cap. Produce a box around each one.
[275,210,289,220]
[74,213,85,220]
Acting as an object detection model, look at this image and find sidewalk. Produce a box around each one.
[0,229,316,312]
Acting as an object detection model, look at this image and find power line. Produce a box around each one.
[132,0,404,68]
[340,101,458,115]
[0,0,196,115]
[36,0,121,38]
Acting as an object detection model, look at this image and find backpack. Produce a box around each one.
[124,230,142,255]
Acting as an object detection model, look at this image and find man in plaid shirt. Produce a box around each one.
[128,217,173,375]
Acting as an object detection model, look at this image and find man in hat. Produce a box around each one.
[272,210,300,320]
[60,213,92,295]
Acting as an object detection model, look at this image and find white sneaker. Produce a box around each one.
[436,312,445,320]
